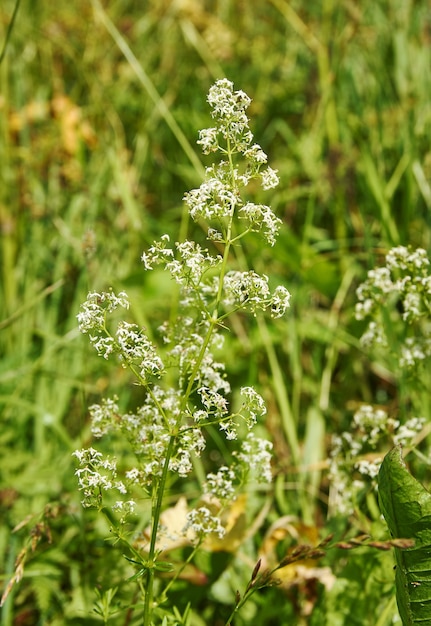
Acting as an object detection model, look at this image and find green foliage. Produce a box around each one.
[1,0,431,623]
[379,447,431,625]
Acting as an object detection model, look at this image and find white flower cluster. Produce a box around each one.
[74,80,283,536]
[191,386,268,441]
[169,427,206,478]
[82,388,207,488]
[185,78,281,247]
[206,79,252,147]
[143,245,291,318]
[356,246,431,368]
[223,271,290,318]
[234,433,273,483]
[328,404,425,516]
[77,290,164,377]
[185,506,225,539]
[352,404,397,447]
[112,499,136,524]
[165,322,230,395]
[238,202,281,246]
[142,235,222,288]
[89,396,120,438]
[200,431,273,510]
[204,466,237,501]
[140,80,290,324]
[184,173,239,222]
[239,386,267,428]
[73,447,128,508]
[77,290,129,333]
[197,434,273,510]
[393,416,426,445]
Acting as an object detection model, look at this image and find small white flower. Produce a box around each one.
[394,417,425,446]
[235,433,273,483]
[197,127,219,154]
[223,270,271,313]
[205,466,236,500]
[125,468,140,483]
[89,397,119,438]
[271,285,291,317]
[141,234,173,270]
[198,387,229,417]
[239,203,282,246]
[244,143,268,164]
[115,481,127,494]
[355,459,382,479]
[77,290,129,333]
[240,386,267,427]
[260,167,279,190]
[185,506,225,539]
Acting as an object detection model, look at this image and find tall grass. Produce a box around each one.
[1,1,431,623]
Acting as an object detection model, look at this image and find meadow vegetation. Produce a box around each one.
[1,1,431,624]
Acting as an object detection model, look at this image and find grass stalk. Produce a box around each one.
[90,0,205,179]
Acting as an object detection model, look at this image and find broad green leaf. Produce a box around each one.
[378,447,431,624]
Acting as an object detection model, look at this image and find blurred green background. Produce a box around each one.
[1,1,431,624]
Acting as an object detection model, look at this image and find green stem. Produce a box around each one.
[0,0,21,65]
[160,539,203,600]
[90,0,204,179]
[141,123,238,624]
[143,435,176,625]
[182,137,237,406]
[224,587,258,626]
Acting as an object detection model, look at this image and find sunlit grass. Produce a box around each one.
[1,0,431,623]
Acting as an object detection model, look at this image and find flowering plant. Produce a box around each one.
[74,79,290,625]
[328,404,425,517]
[327,245,431,518]
[356,245,431,370]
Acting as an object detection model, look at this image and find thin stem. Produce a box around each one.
[224,587,257,626]
[139,130,239,623]
[0,0,21,65]
[182,314,218,405]
[160,539,203,600]
[143,435,176,625]
[90,0,204,178]
[182,137,237,407]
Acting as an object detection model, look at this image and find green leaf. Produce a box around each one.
[378,446,431,625]
[154,560,175,573]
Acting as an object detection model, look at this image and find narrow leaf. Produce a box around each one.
[378,446,431,624]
